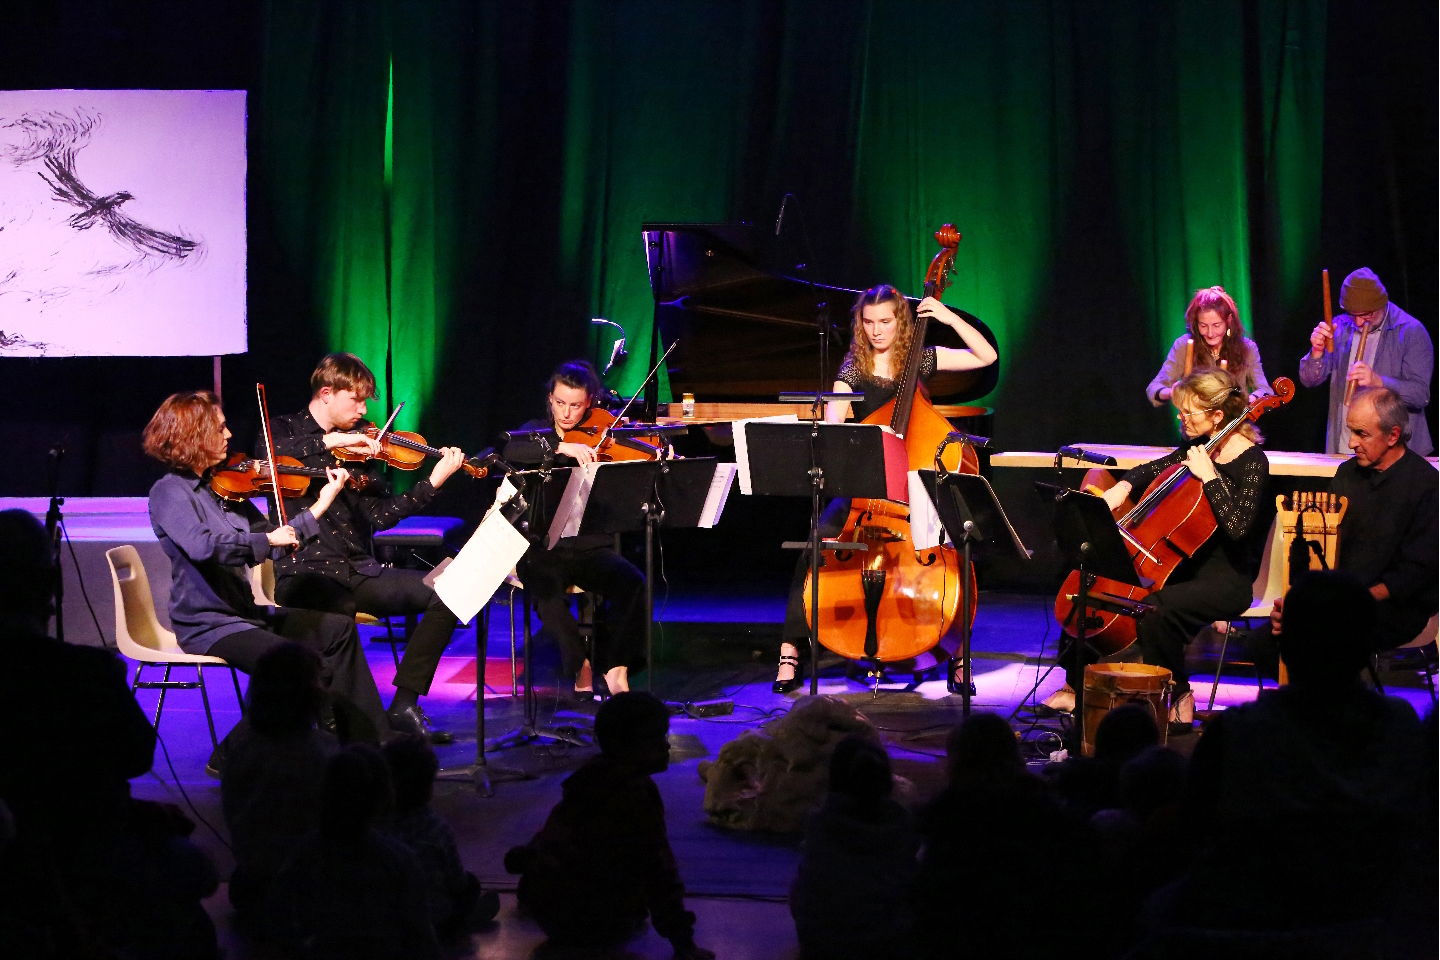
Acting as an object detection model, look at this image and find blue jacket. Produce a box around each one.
[1298,303,1434,455]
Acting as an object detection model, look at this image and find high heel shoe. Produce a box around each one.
[772,652,802,694]
[1168,689,1195,736]
[946,658,976,697]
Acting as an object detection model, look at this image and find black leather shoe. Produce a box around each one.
[772,652,802,694]
[387,703,454,745]
[947,659,976,697]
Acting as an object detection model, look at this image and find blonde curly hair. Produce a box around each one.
[1173,368,1262,444]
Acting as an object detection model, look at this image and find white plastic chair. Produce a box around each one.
[106,545,243,747]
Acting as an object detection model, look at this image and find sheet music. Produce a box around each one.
[698,463,737,528]
[734,414,799,495]
[548,461,600,547]
[433,511,531,625]
[908,471,949,550]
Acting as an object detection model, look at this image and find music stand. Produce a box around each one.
[916,470,1032,715]
[740,420,902,695]
[573,458,729,692]
[1043,485,1145,751]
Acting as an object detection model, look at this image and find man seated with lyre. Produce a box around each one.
[1251,386,1438,670]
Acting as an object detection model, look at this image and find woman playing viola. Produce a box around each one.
[1147,287,1272,406]
[773,284,998,692]
[1051,369,1271,732]
[144,392,389,753]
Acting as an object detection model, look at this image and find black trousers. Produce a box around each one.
[521,541,645,680]
[781,498,851,644]
[208,608,387,733]
[1063,569,1252,697]
[275,568,460,696]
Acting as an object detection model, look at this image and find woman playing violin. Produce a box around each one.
[1147,286,1272,406]
[500,360,648,699]
[1052,369,1271,732]
[144,391,389,749]
[774,284,998,692]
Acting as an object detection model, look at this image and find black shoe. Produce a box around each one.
[947,659,976,697]
[387,703,454,745]
[772,652,802,694]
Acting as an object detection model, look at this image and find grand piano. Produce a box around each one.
[641,222,999,415]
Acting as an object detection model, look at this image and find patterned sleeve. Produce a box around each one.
[1121,448,1186,498]
[919,346,937,379]
[836,353,864,389]
[1202,447,1269,541]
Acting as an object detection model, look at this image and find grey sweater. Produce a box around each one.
[1147,335,1272,406]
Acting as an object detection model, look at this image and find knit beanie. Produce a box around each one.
[1340,268,1388,315]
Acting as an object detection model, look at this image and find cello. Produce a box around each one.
[803,225,980,672]
[1054,378,1295,655]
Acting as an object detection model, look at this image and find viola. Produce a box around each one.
[331,423,494,478]
[562,407,667,462]
[1054,378,1296,656]
[803,225,979,667]
[210,453,376,502]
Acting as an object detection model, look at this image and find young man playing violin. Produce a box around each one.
[500,359,647,698]
[262,352,467,743]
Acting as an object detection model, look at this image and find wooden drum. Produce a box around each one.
[1081,663,1173,756]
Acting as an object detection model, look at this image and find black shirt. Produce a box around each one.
[836,346,937,421]
[262,409,438,583]
[1330,449,1439,617]
[1122,441,1271,584]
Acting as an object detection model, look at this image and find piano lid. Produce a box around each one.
[642,222,999,403]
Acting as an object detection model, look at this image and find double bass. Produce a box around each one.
[1055,378,1296,655]
[803,225,980,669]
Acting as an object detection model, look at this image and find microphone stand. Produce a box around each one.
[45,446,66,643]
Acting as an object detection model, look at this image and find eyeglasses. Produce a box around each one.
[1176,408,1212,422]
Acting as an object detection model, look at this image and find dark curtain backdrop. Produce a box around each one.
[1,0,1434,497]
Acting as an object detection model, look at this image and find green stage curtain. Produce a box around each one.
[257,0,1326,451]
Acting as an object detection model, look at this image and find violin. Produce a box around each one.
[331,423,494,478]
[804,225,979,667]
[563,407,667,462]
[209,452,376,503]
[1054,378,1296,655]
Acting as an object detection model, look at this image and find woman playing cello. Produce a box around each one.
[1147,286,1272,406]
[1051,369,1270,732]
[772,283,998,692]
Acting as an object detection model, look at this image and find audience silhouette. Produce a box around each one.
[506,691,715,959]
[790,734,920,960]
[0,508,219,958]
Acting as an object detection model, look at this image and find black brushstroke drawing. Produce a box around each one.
[39,147,200,260]
[0,108,206,323]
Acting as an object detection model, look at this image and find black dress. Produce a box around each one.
[780,348,938,645]
[1070,441,1270,696]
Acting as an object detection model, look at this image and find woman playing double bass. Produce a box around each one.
[1052,369,1270,732]
[772,284,998,692]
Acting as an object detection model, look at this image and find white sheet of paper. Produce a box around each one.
[734,414,800,495]
[547,462,600,548]
[908,471,947,550]
[698,463,737,528]
[433,512,530,625]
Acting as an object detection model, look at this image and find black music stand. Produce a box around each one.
[916,470,1032,716]
[573,458,728,692]
[1045,485,1145,751]
[742,420,895,696]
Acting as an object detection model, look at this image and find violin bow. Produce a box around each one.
[596,340,677,448]
[375,401,403,445]
[255,383,289,527]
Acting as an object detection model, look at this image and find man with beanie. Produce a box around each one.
[1300,267,1434,455]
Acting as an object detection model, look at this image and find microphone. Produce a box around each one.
[775,193,791,236]
[591,318,628,374]
[1058,445,1118,467]
[48,444,65,462]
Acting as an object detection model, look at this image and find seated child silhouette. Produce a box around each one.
[505,692,713,959]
